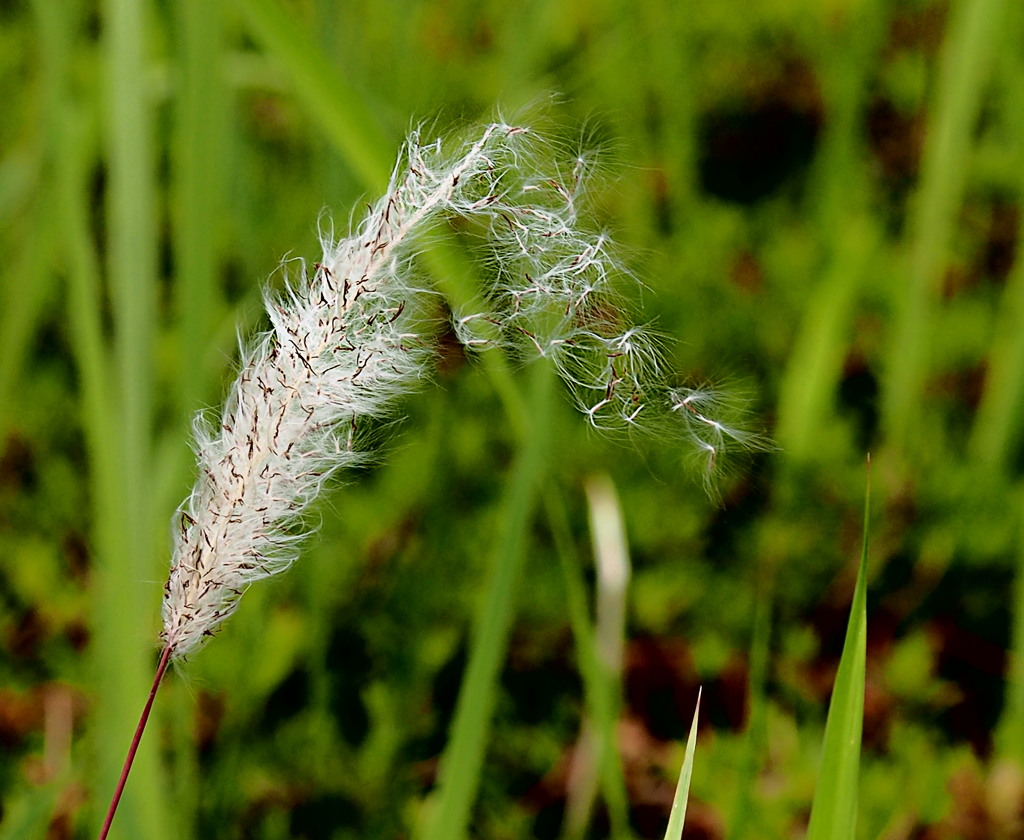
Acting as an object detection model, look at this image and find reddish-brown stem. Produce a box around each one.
[97,644,173,840]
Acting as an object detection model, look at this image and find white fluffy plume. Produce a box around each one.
[161,123,761,658]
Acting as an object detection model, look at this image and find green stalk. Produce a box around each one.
[93,0,169,836]
[968,1,1024,471]
[5,0,64,440]
[883,0,1007,451]
[414,361,555,840]
[0,179,55,442]
[161,1,232,833]
[639,1,698,220]
[173,0,227,413]
[776,220,876,461]
[995,10,1024,740]
[969,241,1024,472]
[33,14,106,840]
[48,46,110,494]
[776,5,882,461]
[231,0,393,190]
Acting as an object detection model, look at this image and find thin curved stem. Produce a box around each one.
[97,645,172,840]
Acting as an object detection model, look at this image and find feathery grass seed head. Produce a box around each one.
[161,122,765,659]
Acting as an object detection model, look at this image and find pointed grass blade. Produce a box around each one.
[662,688,701,840]
[806,462,871,840]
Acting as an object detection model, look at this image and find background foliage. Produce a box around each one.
[2,0,1023,838]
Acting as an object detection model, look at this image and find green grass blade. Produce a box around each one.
[805,464,871,840]
[231,0,393,189]
[172,0,228,413]
[775,2,883,464]
[2,0,60,441]
[662,689,701,840]
[414,361,555,840]
[968,3,1024,472]
[94,0,169,836]
[0,176,55,441]
[775,219,875,462]
[883,0,1007,450]
[42,0,164,836]
[969,236,1024,472]
[49,42,111,494]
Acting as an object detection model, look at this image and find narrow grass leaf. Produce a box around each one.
[805,464,871,840]
[775,219,875,462]
[43,2,166,838]
[4,0,64,438]
[883,0,1007,450]
[0,191,55,439]
[968,3,1024,473]
[231,0,392,189]
[662,688,701,840]
[94,0,170,836]
[414,362,554,840]
[172,0,228,413]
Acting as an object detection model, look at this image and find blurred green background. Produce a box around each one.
[3,0,1024,837]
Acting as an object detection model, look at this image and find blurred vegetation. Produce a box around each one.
[2,0,1024,838]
